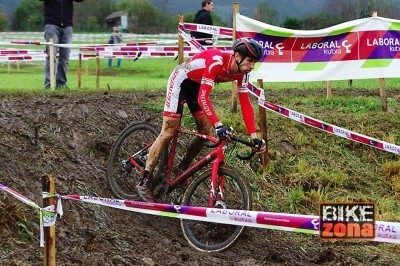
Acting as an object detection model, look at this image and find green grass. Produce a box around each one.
[0,57,176,93]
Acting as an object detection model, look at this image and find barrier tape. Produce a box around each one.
[247,84,400,155]
[0,183,56,247]
[2,181,400,247]
[179,22,233,37]
[60,194,400,244]
[177,30,400,156]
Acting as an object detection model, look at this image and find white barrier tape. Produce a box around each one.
[247,83,400,155]
[179,22,233,37]
[0,183,57,247]
[61,194,400,244]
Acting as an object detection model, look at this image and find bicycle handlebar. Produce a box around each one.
[203,135,257,161]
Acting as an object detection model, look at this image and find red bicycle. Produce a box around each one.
[107,121,256,252]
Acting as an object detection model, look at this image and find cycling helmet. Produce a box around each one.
[232,37,264,60]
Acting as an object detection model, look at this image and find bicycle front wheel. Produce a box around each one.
[107,122,166,199]
[180,166,252,252]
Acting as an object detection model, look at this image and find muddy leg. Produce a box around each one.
[179,115,213,170]
[145,116,180,173]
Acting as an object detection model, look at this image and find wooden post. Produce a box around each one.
[231,3,239,113]
[326,80,332,99]
[257,79,269,169]
[96,52,100,89]
[42,174,56,266]
[49,38,55,90]
[379,78,388,112]
[86,58,89,75]
[178,14,185,64]
[371,11,387,111]
[78,53,82,89]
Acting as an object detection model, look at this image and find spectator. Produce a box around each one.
[108,26,123,68]
[39,0,84,89]
[191,0,214,45]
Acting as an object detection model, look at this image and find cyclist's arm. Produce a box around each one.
[238,86,256,136]
[237,74,256,136]
[197,56,223,127]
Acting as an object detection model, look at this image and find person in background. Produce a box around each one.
[39,0,84,89]
[108,26,123,68]
[190,0,215,45]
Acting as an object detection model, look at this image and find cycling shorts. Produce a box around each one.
[163,65,204,118]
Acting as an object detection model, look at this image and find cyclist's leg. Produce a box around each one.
[179,114,212,170]
[178,79,213,170]
[145,116,180,173]
[136,65,186,201]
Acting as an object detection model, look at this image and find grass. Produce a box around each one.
[1,56,400,262]
[0,57,176,93]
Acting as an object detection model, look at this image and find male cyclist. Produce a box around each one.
[136,38,266,202]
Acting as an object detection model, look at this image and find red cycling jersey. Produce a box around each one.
[164,49,256,134]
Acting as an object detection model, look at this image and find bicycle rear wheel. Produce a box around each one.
[180,166,252,252]
[107,122,167,199]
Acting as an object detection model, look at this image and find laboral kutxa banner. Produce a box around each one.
[236,14,400,82]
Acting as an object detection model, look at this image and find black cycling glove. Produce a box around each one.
[215,125,232,140]
[252,138,266,151]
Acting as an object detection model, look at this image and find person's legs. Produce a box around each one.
[117,58,122,68]
[177,78,212,170]
[178,114,213,170]
[136,116,180,202]
[108,58,112,67]
[136,65,186,202]
[56,26,72,87]
[44,25,59,88]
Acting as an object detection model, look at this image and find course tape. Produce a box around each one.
[0,183,57,247]
[179,22,233,37]
[61,194,400,244]
[1,185,400,245]
[178,30,400,156]
[247,83,400,155]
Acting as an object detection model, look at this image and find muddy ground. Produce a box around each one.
[0,90,398,265]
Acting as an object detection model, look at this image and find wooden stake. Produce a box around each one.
[231,3,239,113]
[49,38,55,90]
[257,79,269,169]
[78,53,82,89]
[96,52,100,89]
[42,174,56,266]
[86,58,89,75]
[379,78,388,112]
[326,80,332,99]
[178,15,184,64]
[371,12,387,111]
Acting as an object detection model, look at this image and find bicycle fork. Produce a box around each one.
[208,157,226,208]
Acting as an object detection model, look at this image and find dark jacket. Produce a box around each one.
[190,9,213,44]
[39,0,84,27]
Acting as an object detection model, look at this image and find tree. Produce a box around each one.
[0,12,7,31]
[254,3,279,25]
[282,17,303,30]
[12,0,42,31]
[74,0,116,32]
[119,0,177,33]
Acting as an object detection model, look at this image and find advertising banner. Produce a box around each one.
[236,14,400,82]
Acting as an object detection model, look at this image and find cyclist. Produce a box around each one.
[136,37,266,202]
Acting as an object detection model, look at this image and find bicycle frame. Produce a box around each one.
[129,125,227,207]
